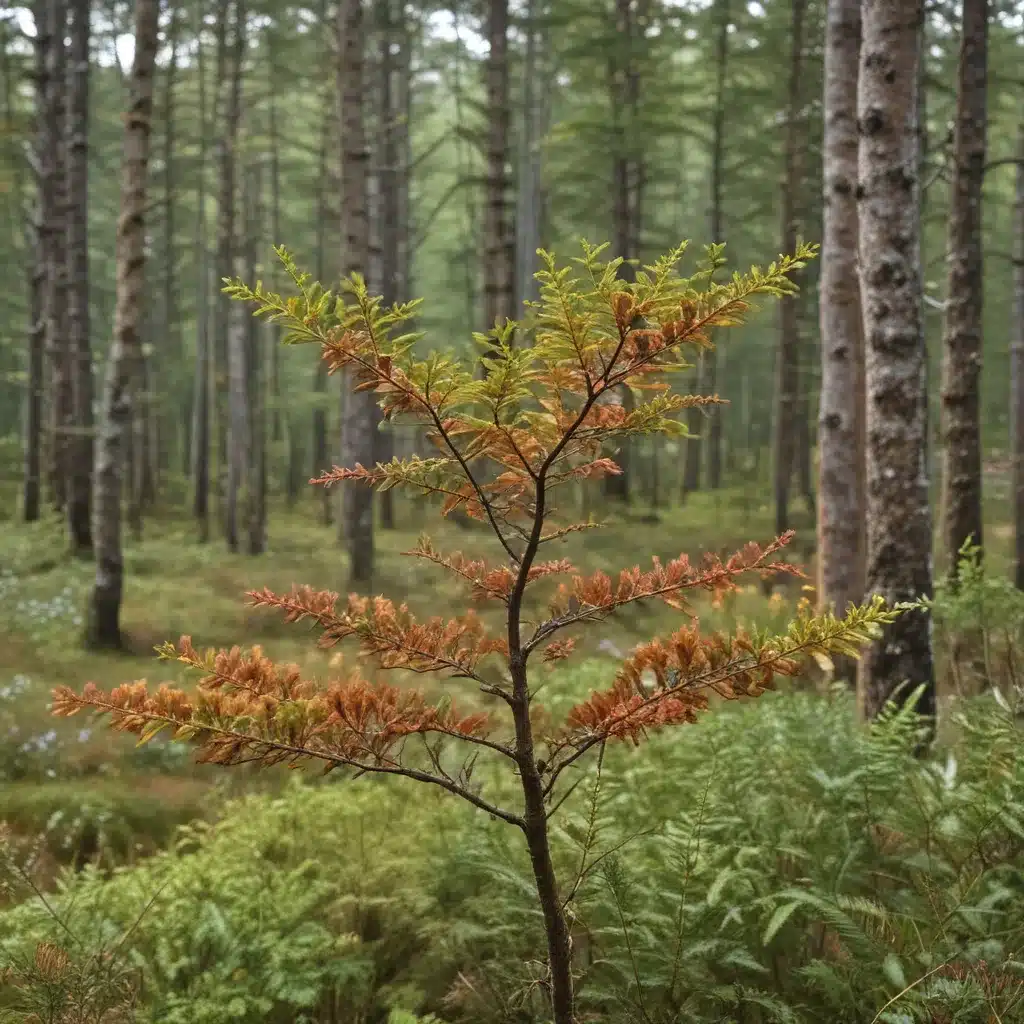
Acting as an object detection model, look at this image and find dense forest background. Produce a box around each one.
[2,1,1024,1021]
[0,0,1020,563]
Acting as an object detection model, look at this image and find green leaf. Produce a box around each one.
[762,900,801,945]
[881,953,906,990]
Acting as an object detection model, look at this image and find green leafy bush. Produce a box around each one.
[929,540,1024,702]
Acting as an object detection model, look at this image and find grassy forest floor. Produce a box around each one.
[2,471,1024,1023]
[0,463,1015,877]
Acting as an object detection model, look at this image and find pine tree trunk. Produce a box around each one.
[939,0,988,572]
[87,0,159,649]
[217,0,245,545]
[705,0,730,491]
[64,0,92,555]
[817,0,865,621]
[24,3,48,523]
[265,26,283,452]
[375,0,400,531]
[773,0,806,536]
[482,0,513,337]
[226,255,250,554]
[191,0,212,541]
[337,0,375,584]
[40,0,69,515]
[247,162,266,555]
[514,0,544,313]
[312,97,332,525]
[162,3,182,476]
[1011,123,1024,589]
[857,0,935,722]
[606,0,641,503]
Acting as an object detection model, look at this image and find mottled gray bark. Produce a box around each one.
[857,0,935,721]
[939,0,988,572]
[817,0,865,619]
[1011,124,1024,589]
[65,0,92,555]
[87,0,159,648]
[337,0,375,583]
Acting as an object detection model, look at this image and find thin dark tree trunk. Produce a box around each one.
[817,0,865,625]
[375,0,400,530]
[162,1,182,476]
[87,0,159,648]
[1011,122,1024,589]
[482,0,513,338]
[514,0,544,313]
[40,0,69,515]
[266,26,283,449]
[242,161,265,556]
[606,0,642,502]
[705,0,729,491]
[312,98,332,525]
[65,0,92,555]
[211,0,234,536]
[337,0,375,583]
[939,0,988,571]
[857,0,935,722]
[217,0,245,545]
[23,2,47,522]
[773,0,807,536]
[191,0,212,541]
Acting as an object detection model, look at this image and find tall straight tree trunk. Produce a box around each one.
[939,0,988,572]
[216,0,245,544]
[65,0,92,555]
[1011,122,1024,590]
[225,240,250,553]
[246,164,267,555]
[688,0,729,495]
[374,0,400,530]
[40,0,69,514]
[87,0,159,649]
[482,0,513,336]
[266,27,283,449]
[817,0,865,621]
[514,0,544,313]
[211,0,233,534]
[24,2,48,522]
[857,0,935,722]
[773,0,806,536]
[702,0,729,491]
[162,1,182,475]
[191,0,212,541]
[606,0,642,502]
[312,98,332,525]
[337,0,375,583]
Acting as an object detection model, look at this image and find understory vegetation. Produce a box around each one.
[2,678,1024,1024]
